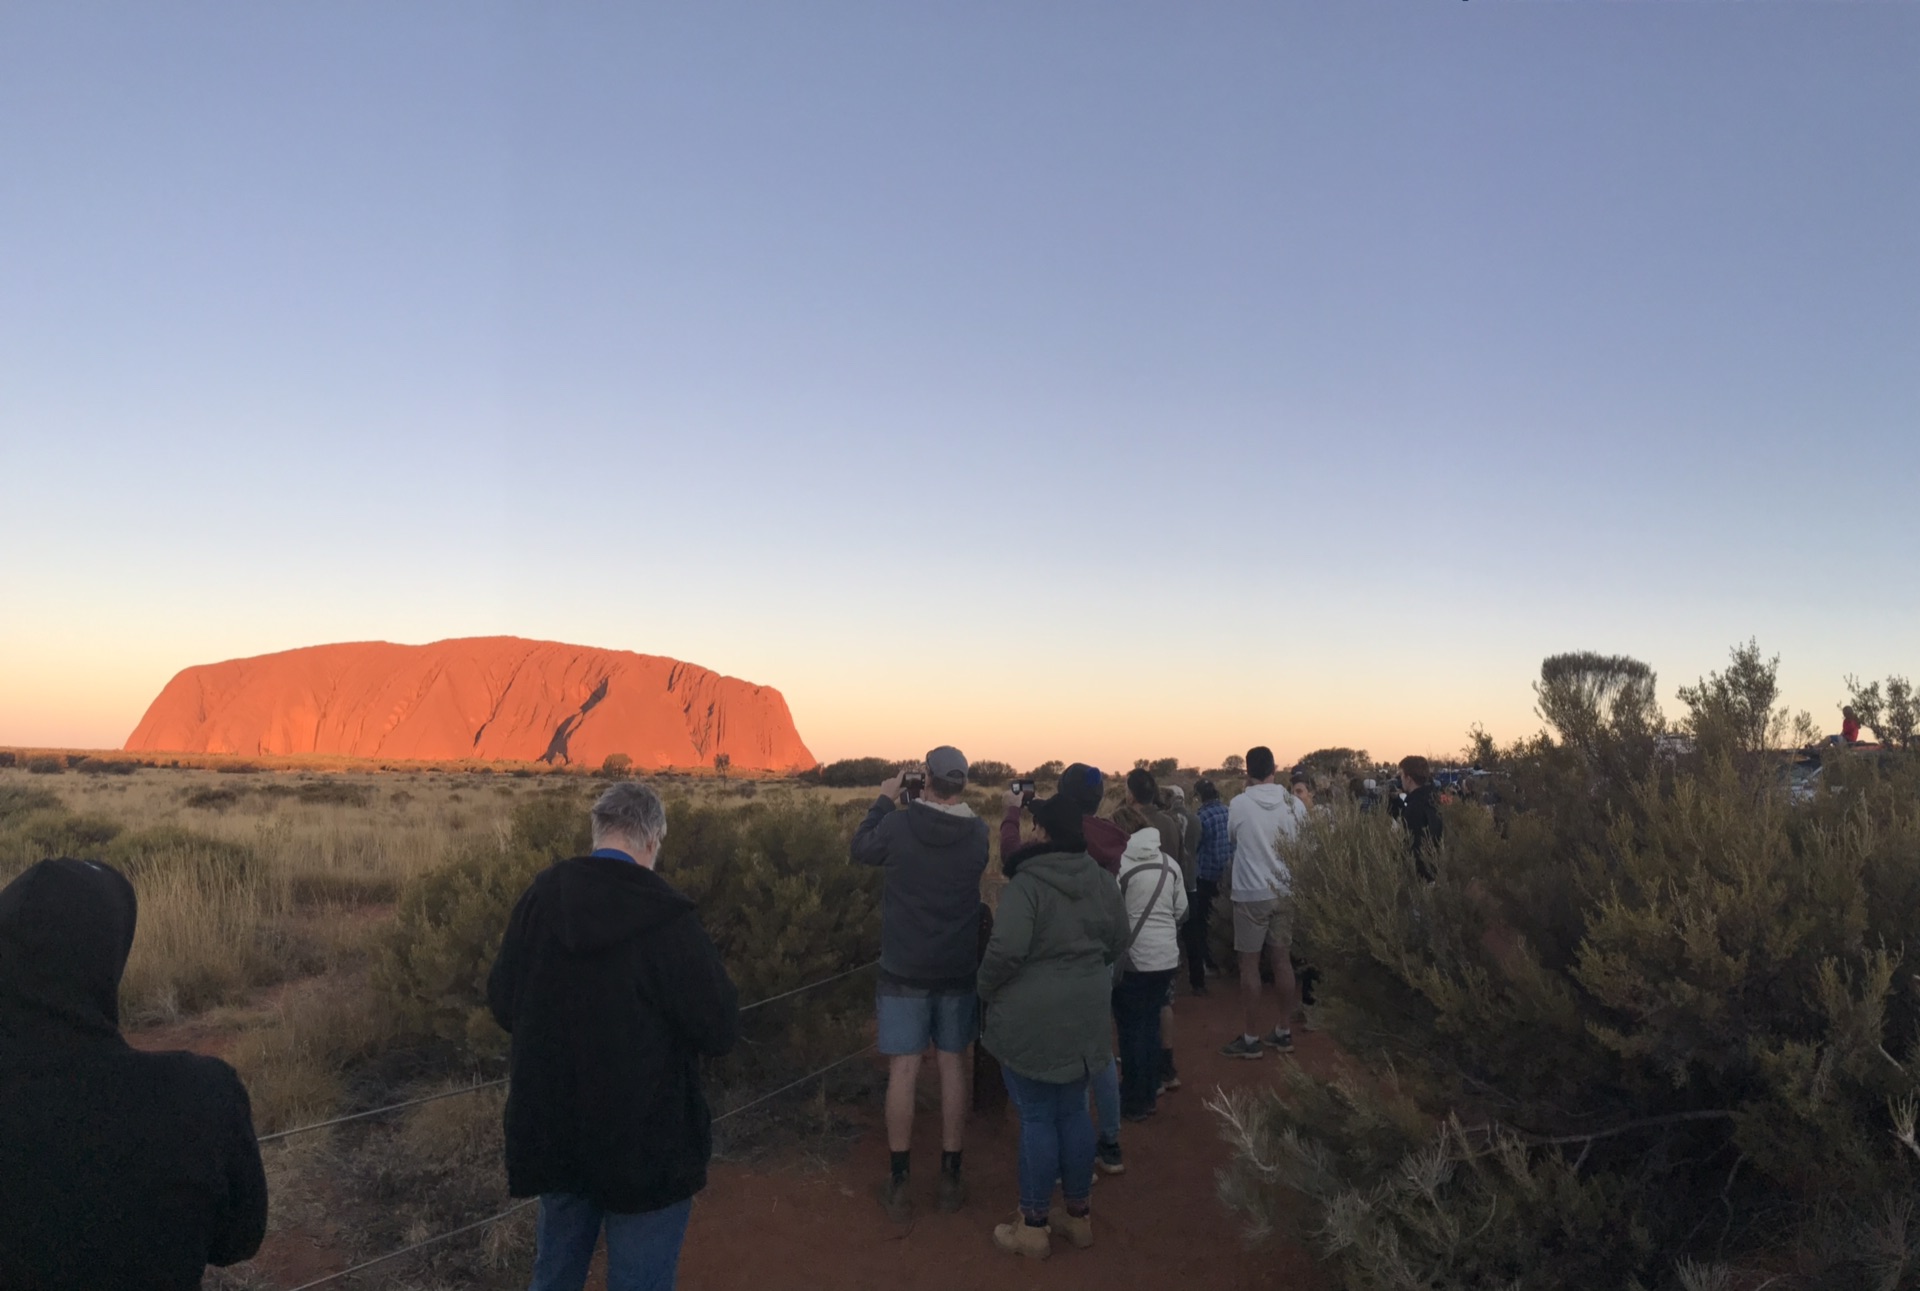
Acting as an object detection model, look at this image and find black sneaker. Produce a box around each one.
[1265,1028,1294,1053]
[1220,1035,1265,1060]
[1095,1139,1126,1175]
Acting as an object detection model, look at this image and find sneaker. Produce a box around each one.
[1220,1035,1266,1060]
[878,1176,913,1224]
[1265,1028,1294,1053]
[993,1216,1052,1259]
[937,1170,968,1214]
[1122,1107,1155,1123]
[1162,1073,1182,1093]
[1095,1139,1126,1175]
[1052,1211,1094,1250]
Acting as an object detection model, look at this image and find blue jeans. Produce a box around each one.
[1000,1068,1095,1219]
[1090,1058,1120,1144]
[531,1193,692,1291]
[1113,970,1173,1117]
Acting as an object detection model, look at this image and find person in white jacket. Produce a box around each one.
[1221,746,1310,1060]
[1110,804,1188,1121]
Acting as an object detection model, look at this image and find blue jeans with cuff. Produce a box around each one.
[531,1193,692,1291]
[1000,1067,1095,1219]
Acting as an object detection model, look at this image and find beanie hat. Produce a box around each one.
[1057,763,1104,814]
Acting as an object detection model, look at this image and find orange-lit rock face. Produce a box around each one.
[124,637,817,772]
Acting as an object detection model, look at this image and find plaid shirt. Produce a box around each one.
[1195,800,1231,882]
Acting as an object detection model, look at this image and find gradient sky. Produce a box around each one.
[2,3,1916,770]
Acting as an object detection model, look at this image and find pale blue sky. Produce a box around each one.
[2,3,1915,766]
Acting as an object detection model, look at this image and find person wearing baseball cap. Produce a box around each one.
[851,746,991,1223]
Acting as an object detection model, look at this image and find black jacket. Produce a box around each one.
[1401,784,1446,879]
[487,855,738,1214]
[850,797,991,990]
[0,859,267,1290]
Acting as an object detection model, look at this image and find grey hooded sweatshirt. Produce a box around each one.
[1227,781,1310,902]
[851,796,991,989]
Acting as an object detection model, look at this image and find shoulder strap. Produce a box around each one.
[1120,862,1174,951]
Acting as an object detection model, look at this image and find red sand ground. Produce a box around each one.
[138,985,1328,1289]
[123,636,816,772]
[670,984,1326,1291]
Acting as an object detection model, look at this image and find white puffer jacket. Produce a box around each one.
[1117,827,1189,973]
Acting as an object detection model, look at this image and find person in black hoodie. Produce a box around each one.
[0,857,267,1290]
[1397,755,1446,880]
[488,781,738,1291]
[850,745,991,1223]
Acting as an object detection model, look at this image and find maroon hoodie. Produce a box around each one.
[1000,807,1126,877]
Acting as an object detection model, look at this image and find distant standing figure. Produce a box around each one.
[1111,802,1188,1121]
[851,746,991,1222]
[1397,755,1445,880]
[979,790,1130,1259]
[0,858,268,1291]
[1220,746,1309,1059]
[488,781,739,1291]
[1190,778,1231,991]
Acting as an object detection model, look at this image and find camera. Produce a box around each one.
[902,771,926,800]
[1010,778,1036,804]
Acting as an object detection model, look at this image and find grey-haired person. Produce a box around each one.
[488,780,739,1291]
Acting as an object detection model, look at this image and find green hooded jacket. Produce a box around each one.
[977,849,1130,1084]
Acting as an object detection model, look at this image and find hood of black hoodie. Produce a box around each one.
[540,855,696,955]
[0,857,137,1044]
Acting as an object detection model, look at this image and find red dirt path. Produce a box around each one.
[665,984,1328,1291]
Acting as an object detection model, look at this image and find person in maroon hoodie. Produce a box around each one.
[998,763,1130,1173]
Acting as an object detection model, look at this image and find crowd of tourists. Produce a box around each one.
[0,748,1445,1288]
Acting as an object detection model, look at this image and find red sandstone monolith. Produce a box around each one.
[123,637,816,772]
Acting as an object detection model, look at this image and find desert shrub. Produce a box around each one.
[25,755,64,775]
[1215,737,1920,1290]
[0,808,121,873]
[215,762,261,774]
[376,792,879,1063]
[183,785,243,810]
[76,758,137,775]
[968,760,1015,786]
[798,756,904,788]
[292,780,372,808]
[0,751,15,768]
[601,752,633,778]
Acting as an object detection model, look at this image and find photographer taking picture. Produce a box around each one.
[851,746,991,1223]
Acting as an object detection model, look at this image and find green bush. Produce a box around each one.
[798,757,904,788]
[25,755,64,775]
[376,791,880,1063]
[1216,729,1920,1289]
[968,760,1016,787]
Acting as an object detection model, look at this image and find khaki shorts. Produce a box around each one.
[1232,896,1295,955]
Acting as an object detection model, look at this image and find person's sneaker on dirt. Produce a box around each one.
[937,1158,968,1213]
[1221,1034,1266,1060]
[1265,1026,1294,1052]
[1095,1138,1125,1175]
[994,1213,1053,1260]
[1052,1208,1095,1250]
[879,1173,913,1224]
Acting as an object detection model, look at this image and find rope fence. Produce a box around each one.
[275,1039,880,1290]
[258,959,879,1145]
[252,959,883,1289]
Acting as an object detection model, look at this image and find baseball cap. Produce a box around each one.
[925,746,968,789]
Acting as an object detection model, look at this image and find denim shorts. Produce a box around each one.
[876,986,978,1055]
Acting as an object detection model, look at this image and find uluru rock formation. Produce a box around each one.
[124,637,816,772]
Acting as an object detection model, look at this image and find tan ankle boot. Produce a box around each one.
[993,1214,1052,1259]
[1052,1211,1094,1249]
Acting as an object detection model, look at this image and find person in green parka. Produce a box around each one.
[977,788,1130,1260]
